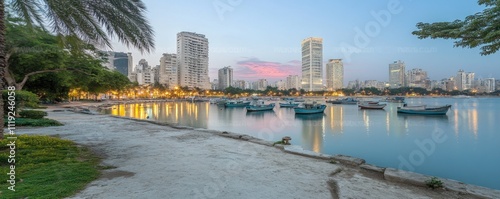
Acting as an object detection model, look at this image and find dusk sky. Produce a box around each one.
[109,0,500,84]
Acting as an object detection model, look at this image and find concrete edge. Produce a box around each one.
[331,155,366,166]
[384,168,500,198]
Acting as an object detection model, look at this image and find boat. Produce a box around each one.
[279,101,299,108]
[397,104,452,115]
[294,97,306,102]
[340,97,359,105]
[452,95,471,99]
[294,101,327,114]
[245,100,275,112]
[383,96,405,103]
[224,100,251,107]
[358,102,386,109]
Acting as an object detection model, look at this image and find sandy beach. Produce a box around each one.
[14,102,497,198]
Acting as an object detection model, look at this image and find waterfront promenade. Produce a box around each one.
[15,102,499,198]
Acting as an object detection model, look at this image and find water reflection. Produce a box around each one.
[295,113,325,153]
[245,111,276,118]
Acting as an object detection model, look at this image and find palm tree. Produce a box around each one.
[0,0,155,137]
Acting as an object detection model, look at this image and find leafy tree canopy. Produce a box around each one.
[412,0,500,55]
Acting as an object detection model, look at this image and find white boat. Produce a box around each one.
[358,102,386,109]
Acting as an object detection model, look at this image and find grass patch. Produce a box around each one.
[4,117,63,127]
[0,135,100,198]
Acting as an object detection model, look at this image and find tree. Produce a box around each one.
[412,0,500,55]
[1,0,155,137]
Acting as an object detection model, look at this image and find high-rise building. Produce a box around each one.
[326,59,344,91]
[177,32,210,89]
[455,69,475,91]
[101,51,132,78]
[127,53,134,82]
[233,80,247,89]
[286,75,301,90]
[389,60,406,88]
[158,53,178,88]
[483,78,495,93]
[301,37,323,91]
[255,79,268,91]
[275,80,286,90]
[135,59,154,85]
[218,66,233,90]
[406,68,429,89]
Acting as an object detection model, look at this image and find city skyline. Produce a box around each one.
[107,0,500,83]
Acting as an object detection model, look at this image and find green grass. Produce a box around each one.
[4,117,63,127]
[0,135,101,198]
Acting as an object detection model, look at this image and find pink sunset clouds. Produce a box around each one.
[233,58,301,81]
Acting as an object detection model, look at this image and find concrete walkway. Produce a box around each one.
[16,106,483,199]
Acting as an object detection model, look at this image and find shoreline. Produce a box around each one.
[61,101,500,198]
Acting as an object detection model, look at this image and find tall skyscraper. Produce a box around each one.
[218,66,233,90]
[177,32,210,89]
[301,37,323,91]
[158,53,178,89]
[389,60,406,88]
[326,59,344,91]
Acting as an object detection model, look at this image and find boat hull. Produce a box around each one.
[294,105,327,114]
[359,104,386,109]
[225,102,251,107]
[397,105,451,115]
[279,103,299,108]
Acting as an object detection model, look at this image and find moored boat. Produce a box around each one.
[224,100,251,107]
[294,101,327,114]
[383,96,405,103]
[246,100,275,112]
[397,104,452,115]
[279,101,299,108]
[358,102,386,109]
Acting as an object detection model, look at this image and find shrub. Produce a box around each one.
[2,90,40,114]
[426,177,444,189]
[19,110,47,119]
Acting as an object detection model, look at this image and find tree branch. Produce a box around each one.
[16,67,95,89]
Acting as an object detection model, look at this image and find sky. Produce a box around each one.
[108,0,500,84]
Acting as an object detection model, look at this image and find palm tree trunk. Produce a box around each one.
[0,0,6,138]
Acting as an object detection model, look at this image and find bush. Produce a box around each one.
[19,110,47,119]
[426,177,444,189]
[2,90,40,114]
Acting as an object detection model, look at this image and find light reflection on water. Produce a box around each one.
[104,97,499,190]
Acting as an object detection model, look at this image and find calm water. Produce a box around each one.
[104,97,500,190]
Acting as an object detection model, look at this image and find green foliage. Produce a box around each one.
[19,110,47,119]
[0,135,100,198]
[413,0,500,55]
[425,177,444,189]
[7,0,154,53]
[5,117,63,127]
[2,90,40,113]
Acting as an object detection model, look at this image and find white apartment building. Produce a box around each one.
[158,53,178,89]
[218,66,233,90]
[177,32,210,89]
[286,75,301,90]
[326,59,343,91]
